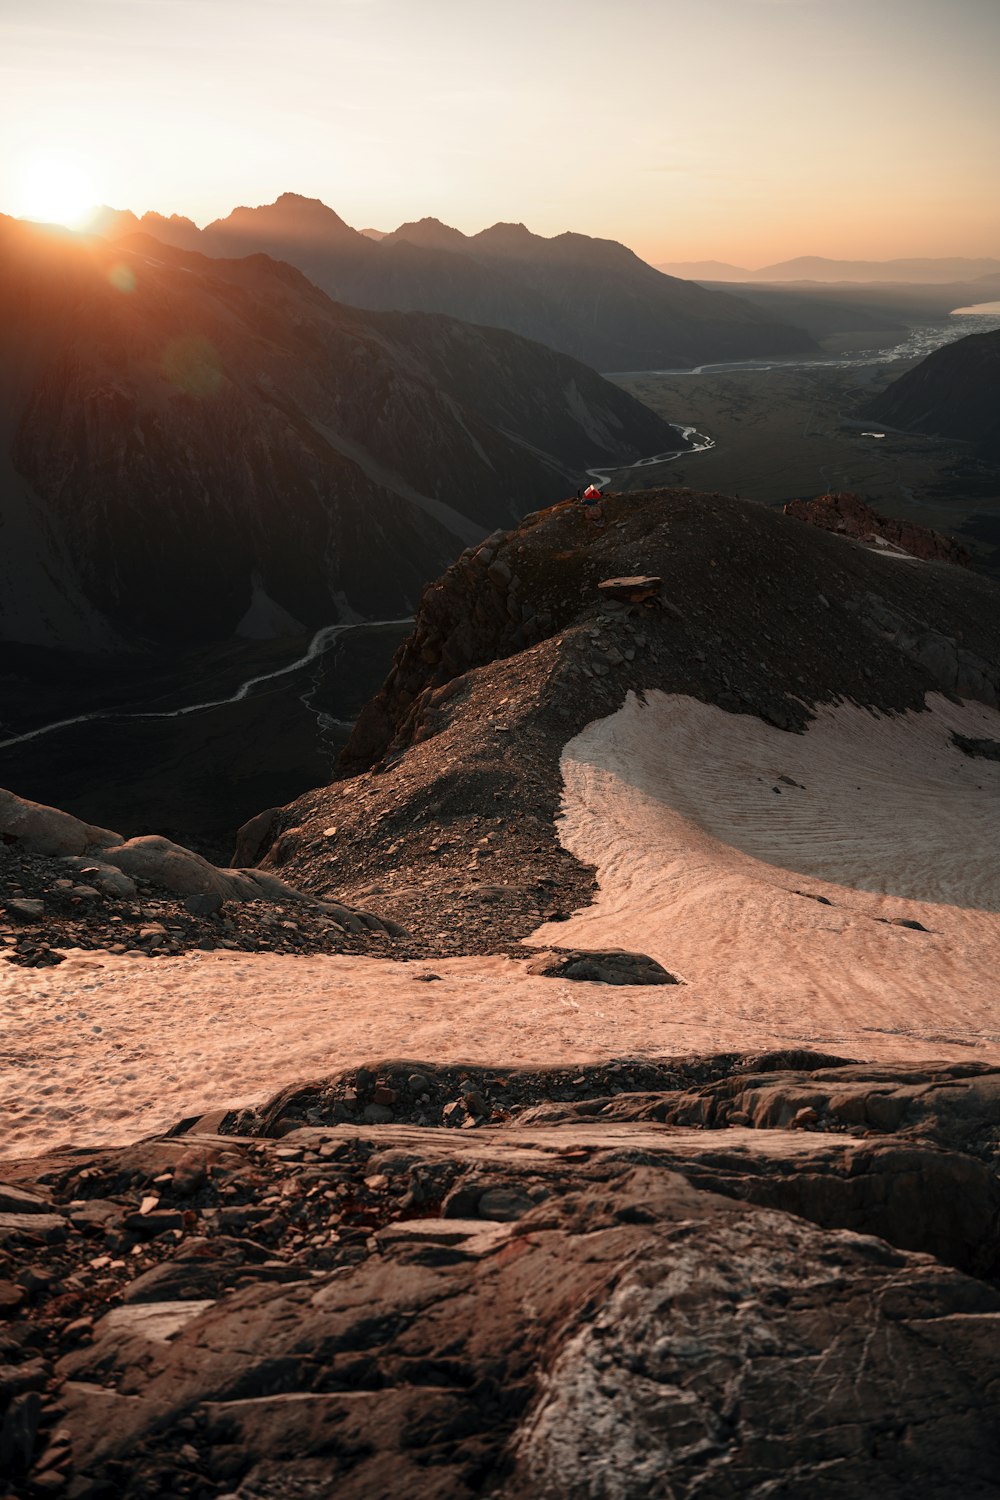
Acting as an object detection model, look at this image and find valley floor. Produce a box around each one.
[5,692,999,1159]
[614,362,1000,571]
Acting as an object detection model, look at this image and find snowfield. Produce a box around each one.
[4,692,999,1158]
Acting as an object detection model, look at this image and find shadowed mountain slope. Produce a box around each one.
[865,328,1000,459]
[0,215,679,648]
[98,194,817,369]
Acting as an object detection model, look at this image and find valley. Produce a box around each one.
[612,311,1000,572]
[0,622,410,864]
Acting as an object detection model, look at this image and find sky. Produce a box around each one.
[2,0,999,266]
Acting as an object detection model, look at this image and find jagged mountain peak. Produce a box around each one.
[207,192,364,244]
[471,220,537,252]
[88,204,141,238]
[385,216,469,251]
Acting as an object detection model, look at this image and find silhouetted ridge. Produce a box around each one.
[97,193,818,369]
[866,329,1000,459]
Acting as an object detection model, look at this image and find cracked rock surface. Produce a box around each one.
[3,1052,1000,1498]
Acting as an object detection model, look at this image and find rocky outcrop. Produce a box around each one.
[865,327,1000,459]
[784,491,972,565]
[0,789,404,962]
[0,214,679,647]
[4,1052,1000,1498]
[524,947,679,984]
[0,787,296,903]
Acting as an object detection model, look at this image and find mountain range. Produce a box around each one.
[0,213,680,649]
[659,255,1000,285]
[90,194,816,370]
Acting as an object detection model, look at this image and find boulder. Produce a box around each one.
[0,788,120,858]
[526,948,680,985]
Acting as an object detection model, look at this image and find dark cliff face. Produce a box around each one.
[0,216,680,647]
[103,193,817,370]
[866,329,1000,459]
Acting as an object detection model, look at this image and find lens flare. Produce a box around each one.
[162,335,223,398]
[108,263,136,293]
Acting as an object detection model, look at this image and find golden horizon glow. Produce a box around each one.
[2,1,999,267]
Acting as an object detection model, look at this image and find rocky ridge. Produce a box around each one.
[241,485,1000,950]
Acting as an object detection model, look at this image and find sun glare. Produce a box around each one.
[14,156,96,229]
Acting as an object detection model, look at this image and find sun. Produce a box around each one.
[14,156,96,229]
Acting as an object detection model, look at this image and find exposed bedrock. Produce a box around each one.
[5,1053,1000,1499]
[784,490,972,566]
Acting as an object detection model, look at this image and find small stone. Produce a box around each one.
[478,1187,534,1221]
[34,1469,69,1494]
[0,1280,26,1315]
[7,899,44,921]
[372,1085,397,1107]
[407,1073,431,1095]
[0,1390,41,1471]
[184,893,223,917]
[362,1104,394,1125]
[16,1264,53,1293]
[123,1209,185,1234]
[793,1107,819,1128]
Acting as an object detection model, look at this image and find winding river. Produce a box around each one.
[605,306,1000,380]
[0,618,414,753]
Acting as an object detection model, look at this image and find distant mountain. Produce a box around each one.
[749,256,1000,285]
[383,216,469,251]
[360,228,387,241]
[96,193,817,369]
[657,260,750,281]
[88,205,204,252]
[865,328,1000,459]
[658,255,1000,286]
[0,214,681,649]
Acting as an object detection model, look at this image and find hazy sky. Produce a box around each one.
[3,0,998,265]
